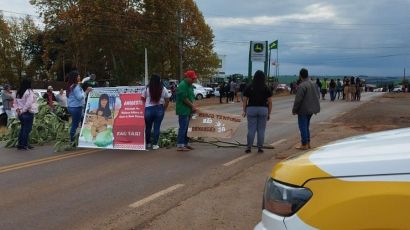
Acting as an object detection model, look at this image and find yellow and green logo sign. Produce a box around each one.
[253,43,264,53]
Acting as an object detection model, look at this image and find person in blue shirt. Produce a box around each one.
[66,70,92,144]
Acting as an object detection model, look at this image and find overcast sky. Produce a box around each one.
[1,0,410,76]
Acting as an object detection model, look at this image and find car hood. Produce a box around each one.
[272,128,410,186]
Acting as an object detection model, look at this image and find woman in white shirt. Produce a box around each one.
[142,74,170,149]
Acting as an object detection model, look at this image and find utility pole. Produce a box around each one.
[177,8,183,80]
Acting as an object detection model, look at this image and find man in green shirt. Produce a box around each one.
[176,70,197,151]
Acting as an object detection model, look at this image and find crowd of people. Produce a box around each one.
[290,76,364,102]
[218,80,247,104]
[0,67,363,154]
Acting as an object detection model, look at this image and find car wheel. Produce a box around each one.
[196,94,203,100]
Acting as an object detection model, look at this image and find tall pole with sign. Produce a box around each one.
[249,41,268,80]
[264,41,269,76]
[248,42,252,79]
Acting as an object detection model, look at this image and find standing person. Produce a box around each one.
[219,82,226,104]
[15,78,38,150]
[56,89,67,108]
[66,71,92,144]
[292,68,320,150]
[42,85,57,110]
[142,74,170,150]
[350,76,356,101]
[176,70,197,151]
[336,79,343,100]
[329,79,336,101]
[56,89,69,121]
[242,70,273,154]
[224,81,230,103]
[170,82,177,102]
[81,73,98,90]
[315,78,322,99]
[229,80,236,103]
[239,80,247,101]
[320,78,328,100]
[355,77,362,101]
[235,80,241,102]
[1,84,14,125]
[344,77,351,101]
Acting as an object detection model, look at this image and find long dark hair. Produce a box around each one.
[251,70,267,90]
[148,74,163,103]
[16,78,32,99]
[66,70,79,97]
[97,94,112,118]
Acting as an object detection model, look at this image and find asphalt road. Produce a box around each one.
[0,92,382,229]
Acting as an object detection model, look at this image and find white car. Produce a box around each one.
[255,128,410,230]
[192,83,209,100]
[392,87,402,92]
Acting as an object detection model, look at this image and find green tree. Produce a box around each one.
[30,0,218,85]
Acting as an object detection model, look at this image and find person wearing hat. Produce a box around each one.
[1,84,14,126]
[176,70,197,151]
[43,85,57,110]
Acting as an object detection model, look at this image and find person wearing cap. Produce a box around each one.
[176,70,197,151]
[1,84,14,126]
[43,85,57,110]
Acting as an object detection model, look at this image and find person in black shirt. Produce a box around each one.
[242,70,273,154]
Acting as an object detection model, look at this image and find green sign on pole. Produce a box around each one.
[248,41,269,78]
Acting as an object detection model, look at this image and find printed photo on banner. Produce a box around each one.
[79,90,118,148]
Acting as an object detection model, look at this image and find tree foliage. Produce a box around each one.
[23,0,219,85]
[0,15,40,85]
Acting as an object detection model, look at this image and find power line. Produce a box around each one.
[202,11,410,26]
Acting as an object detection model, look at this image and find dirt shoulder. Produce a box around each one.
[142,93,410,230]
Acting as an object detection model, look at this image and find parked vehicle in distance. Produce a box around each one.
[214,87,221,97]
[202,86,214,97]
[192,83,208,100]
[373,87,384,92]
[255,128,410,230]
[392,87,402,92]
[276,83,290,92]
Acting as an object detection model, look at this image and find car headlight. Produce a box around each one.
[263,178,312,217]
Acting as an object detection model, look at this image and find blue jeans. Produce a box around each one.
[145,105,165,146]
[68,106,83,143]
[329,88,336,101]
[246,107,268,148]
[177,115,190,147]
[298,114,313,145]
[18,112,34,148]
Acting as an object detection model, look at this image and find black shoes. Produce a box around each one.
[17,146,28,150]
[245,148,251,154]
[258,148,264,153]
[17,145,34,150]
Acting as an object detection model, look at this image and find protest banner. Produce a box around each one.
[78,87,146,150]
[188,110,242,139]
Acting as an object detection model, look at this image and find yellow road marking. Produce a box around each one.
[0,149,101,174]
